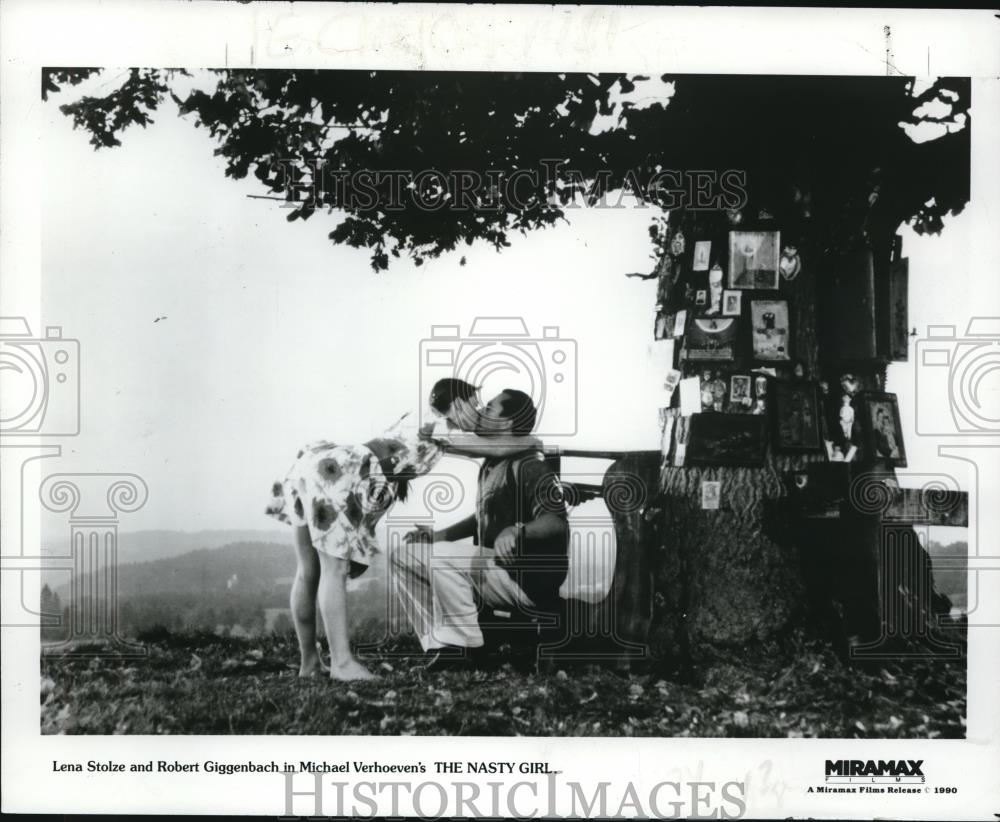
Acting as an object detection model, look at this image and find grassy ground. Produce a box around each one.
[40,629,966,737]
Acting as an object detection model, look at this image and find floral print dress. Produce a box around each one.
[265,414,445,575]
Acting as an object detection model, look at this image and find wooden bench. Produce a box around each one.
[479,449,663,670]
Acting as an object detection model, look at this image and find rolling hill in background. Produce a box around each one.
[51,540,298,599]
[42,528,291,566]
[41,534,389,640]
[39,529,291,595]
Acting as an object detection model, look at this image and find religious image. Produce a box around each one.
[861,392,907,467]
[772,380,823,452]
[728,230,780,289]
[750,299,791,362]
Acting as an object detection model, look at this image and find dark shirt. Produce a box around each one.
[476,450,569,609]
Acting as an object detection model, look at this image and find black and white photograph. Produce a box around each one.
[728,230,780,290]
[750,298,792,362]
[729,374,752,406]
[700,480,721,511]
[860,391,908,467]
[692,240,712,272]
[1,4,998,820]
[771,380,824,452]
[722,289,742,317]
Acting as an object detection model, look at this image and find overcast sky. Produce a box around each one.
[38,72,977,539]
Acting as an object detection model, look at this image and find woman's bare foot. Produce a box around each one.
[329,657,379,681]
[298,643,334,677]
[298,657,325,678]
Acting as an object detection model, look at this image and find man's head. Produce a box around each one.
[476,389,537,437]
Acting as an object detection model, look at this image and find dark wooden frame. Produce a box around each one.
[770,379,824,452]
[887,257,909,361]
[685,412,767,467]
[859,391,907,467]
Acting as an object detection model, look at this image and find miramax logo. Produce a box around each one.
[825,760,925,783]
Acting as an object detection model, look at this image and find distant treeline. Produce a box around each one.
[928,540,968,611]
[41,540,394,641]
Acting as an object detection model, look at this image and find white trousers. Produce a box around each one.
[390,540,534,650]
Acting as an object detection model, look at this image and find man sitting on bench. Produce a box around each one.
[395,389,569,671]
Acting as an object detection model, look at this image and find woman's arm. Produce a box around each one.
[442,431,543,457]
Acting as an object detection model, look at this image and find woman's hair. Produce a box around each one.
[429,378,479,414]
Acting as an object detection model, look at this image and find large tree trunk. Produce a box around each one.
[610,200,957,667]
[640,206,826,658]
[652,460,806,654]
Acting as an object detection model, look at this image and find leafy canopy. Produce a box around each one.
[44,69,969,270]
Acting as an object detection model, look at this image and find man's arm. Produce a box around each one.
[436,513,477,543]
[440,432,543,457]
[522,512,567,541]
[416,422,542,457]
[495,511,567,564]
[404,513,477,544]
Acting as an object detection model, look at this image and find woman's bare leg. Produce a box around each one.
[316,551,378,681]
[291,526,326,677]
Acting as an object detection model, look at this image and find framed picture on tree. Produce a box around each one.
[859,392,907,467]
[729,374,752,406]
[876,256,910,361]
[685,413,767,467]
[683,317,738,362]
[692,240,711,271]
[888,258,909,361]
[749,299,791,362]
[722,290,742,317]
[728,230,780,289]
[771,380,823,452]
